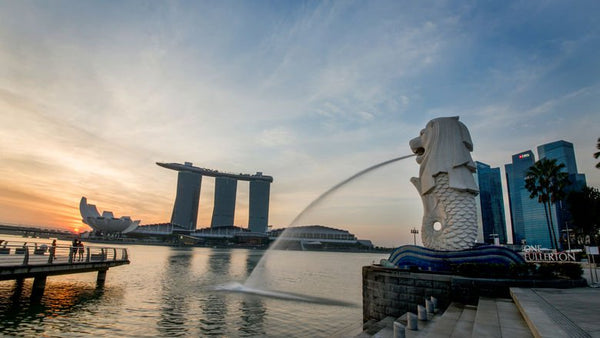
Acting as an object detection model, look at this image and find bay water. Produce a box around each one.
[0,236,385,337]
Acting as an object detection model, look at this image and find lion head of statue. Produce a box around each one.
[409,116,478,196]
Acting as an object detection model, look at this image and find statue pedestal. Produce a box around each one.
[362,264,586,322]
[383,245,525,273]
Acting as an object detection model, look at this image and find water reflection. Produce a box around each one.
[239,297,266,336]
[199,249,231,335]
[158,248,193,336]
[0,279,116,335]
[245,251,261,275]
[156,248,267,336]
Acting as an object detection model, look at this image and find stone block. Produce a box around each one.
[397,278,415,286]
[415,279,433,288]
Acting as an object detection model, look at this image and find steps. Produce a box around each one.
[421,303,476,338]
[358,297,531,337]
[360,287,600,337]
[472,298,532,338]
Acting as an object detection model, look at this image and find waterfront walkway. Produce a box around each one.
[511,287,600,338]
[0,240,129,299]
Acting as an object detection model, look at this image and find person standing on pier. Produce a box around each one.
[71,238,78,261]
[78,241,84,261]
[50,240,57,261]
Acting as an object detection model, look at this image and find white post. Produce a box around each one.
[406,312,418,330]
[430,296,438,313]
[417,305,428,321]
[425,299,434,314]
[393,321,406,338]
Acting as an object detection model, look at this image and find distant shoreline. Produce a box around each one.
[82,237,393,253]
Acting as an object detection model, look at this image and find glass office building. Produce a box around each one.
[475,162,507,244]
[505,150,555,248]
[537,140,587,244]
[505,141,587,249]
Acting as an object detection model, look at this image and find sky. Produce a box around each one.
[1,1,599,247]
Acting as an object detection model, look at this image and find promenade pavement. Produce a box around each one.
[511,286,600,338]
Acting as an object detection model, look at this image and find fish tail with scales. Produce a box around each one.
[421,173,478,251]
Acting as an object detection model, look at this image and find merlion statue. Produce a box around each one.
[409,116,479,251]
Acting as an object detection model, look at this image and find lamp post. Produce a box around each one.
[562,222,572,252]
[411,228,419,246]
[489,233,499,246]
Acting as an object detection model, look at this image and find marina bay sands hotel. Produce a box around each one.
[157,162,273,233]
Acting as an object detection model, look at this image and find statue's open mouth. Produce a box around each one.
[413,147,425,156]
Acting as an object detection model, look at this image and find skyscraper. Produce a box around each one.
[158,162,273,233]
[537,140,587,243]
[248,180,271,233]
[475,162,507,244]
[211,177,238,227]
[505,141,587,249]
[505,150,554,248]
[171,170,202,231]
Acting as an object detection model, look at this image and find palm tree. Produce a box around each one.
[594,137,600,169]
[525,158,570,250]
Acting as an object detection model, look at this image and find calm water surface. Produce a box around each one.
[0,237,385,337]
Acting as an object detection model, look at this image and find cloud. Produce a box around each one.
[0,1,598,245]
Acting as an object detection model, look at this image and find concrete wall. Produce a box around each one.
[363,266,453,322]
[363,265,586,322]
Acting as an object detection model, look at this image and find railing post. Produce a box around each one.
[101,248,105,262]
[22,246,29,265]
[123,248,128,261]
[68,246,73,264]
[113,248,117,261]
[86,247,90,262]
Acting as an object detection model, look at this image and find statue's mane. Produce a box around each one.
[418,117,478,195]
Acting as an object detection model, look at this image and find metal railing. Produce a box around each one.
[0,241,128,266]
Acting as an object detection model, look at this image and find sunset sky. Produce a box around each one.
[1,1,599,246]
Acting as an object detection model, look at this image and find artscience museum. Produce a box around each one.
[79,197,140,234]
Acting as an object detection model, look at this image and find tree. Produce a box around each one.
[595,138,600,169]
[525,158,570,249]
[566,186,600,246]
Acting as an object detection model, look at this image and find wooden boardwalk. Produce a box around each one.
[0,240,129,299]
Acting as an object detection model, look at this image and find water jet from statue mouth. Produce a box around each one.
[213,282,358,307]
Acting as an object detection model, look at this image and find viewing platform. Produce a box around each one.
[0,240,129,299]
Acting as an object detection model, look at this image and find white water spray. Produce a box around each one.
[217,154,416,304]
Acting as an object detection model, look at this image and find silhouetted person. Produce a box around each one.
[78,241,84,261]
[50,239,57,261]
[71,238,78,261]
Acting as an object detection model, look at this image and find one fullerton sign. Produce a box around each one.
[522,245,576,262]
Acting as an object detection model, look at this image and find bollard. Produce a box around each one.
[406,312,418,331]
[431,296,438,313]
[426,299,434,314]
[417,305,428,321]
[393,321,406,338]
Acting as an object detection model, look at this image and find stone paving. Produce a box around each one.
[511,287,600,338]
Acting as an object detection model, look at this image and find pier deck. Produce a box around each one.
[0,240,129,299]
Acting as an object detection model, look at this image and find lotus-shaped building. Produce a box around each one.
[79,197,140,233]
